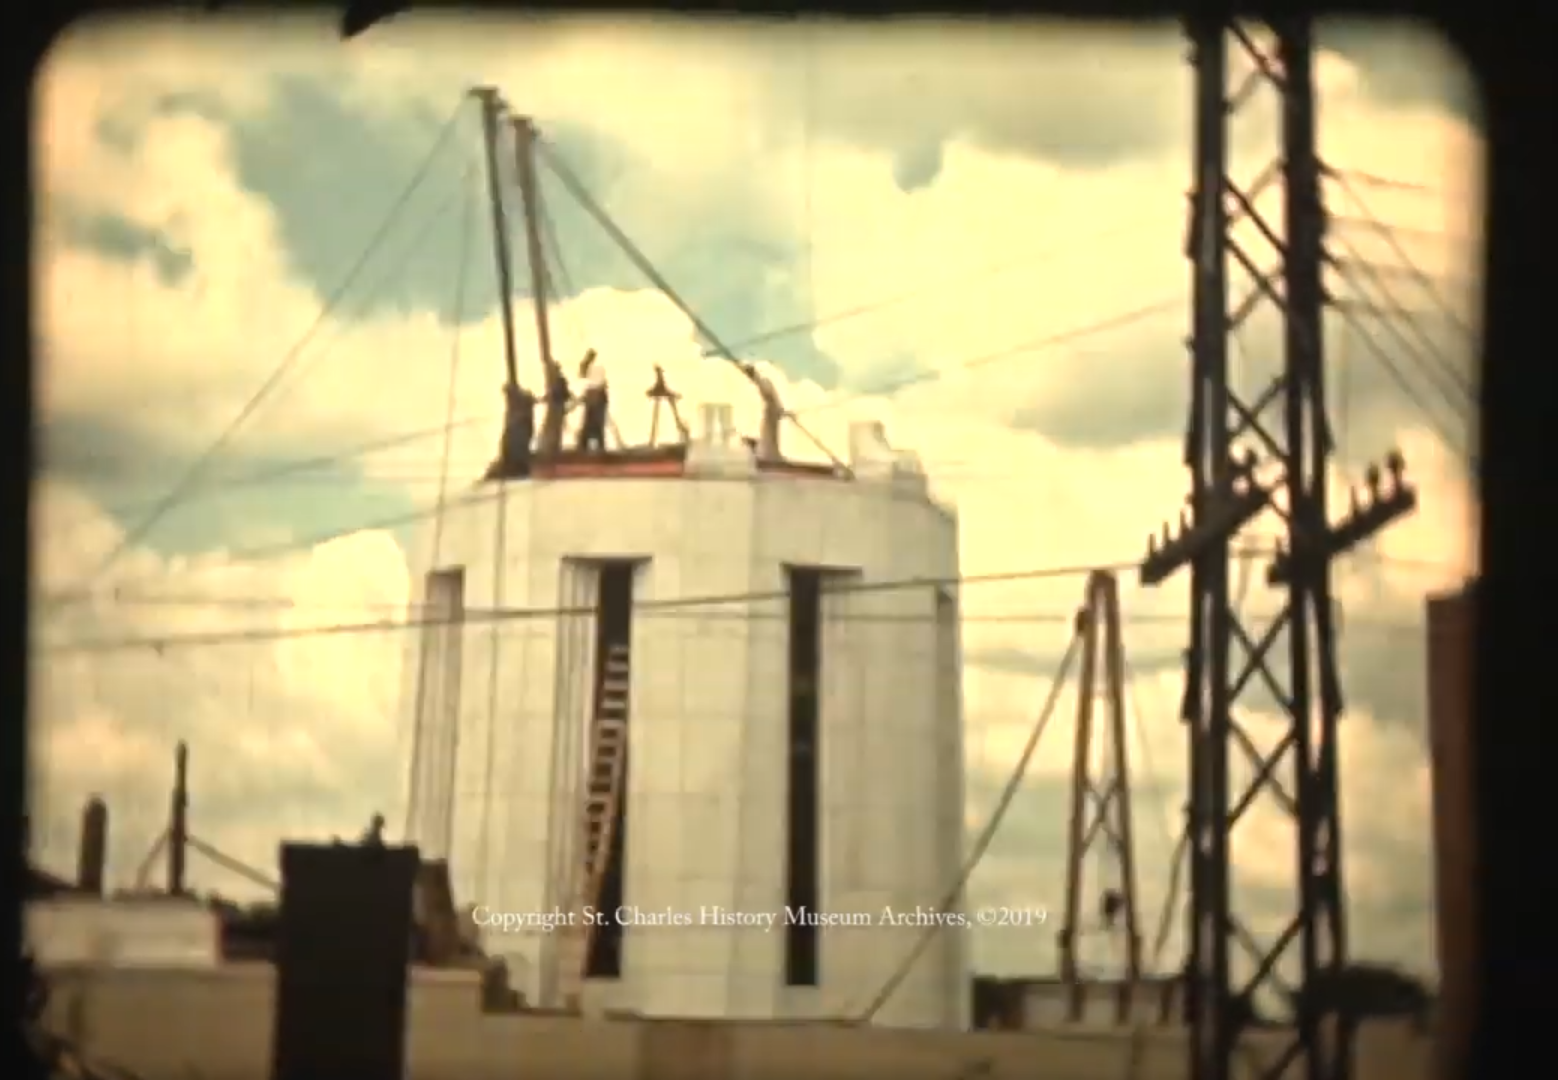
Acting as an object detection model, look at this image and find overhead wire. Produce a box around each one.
[1325,233,1473,418]
[534,138,850,474]
[1123,650,1188,978]
[1325,166,1477,343]
[405,159,476,846]
[56,286,1178,529]
[70,98,471,594]
[701,211,1180,362]
[476,153,524,896]
[50,414,499,548]
[45,561,1134,655]
[50,177,477,555]
[854,625,1083,1023]
[796,296,1185,418]
[1319,272,1467,461]
[800,19,817,363]
[48,245,1184,595]
[1120,650,1180,972]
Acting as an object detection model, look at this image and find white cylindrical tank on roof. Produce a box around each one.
[398,407,968,1028]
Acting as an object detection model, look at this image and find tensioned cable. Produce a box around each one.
[476,170,518,899]
[704,211,1177,361]
[46,180,476,569]
[405,163,476,845]
[1327,167,1475,341]
[796,296,1184,418]
[56,285,1189,607]
[57,286,1177,529]
[45,562,1132,655]
[1120,653,1180,964]
[45,591,1424,638]
[51,414,498,550]
[1325,232,1472,417]
[1323,260,1469,462]
[536,139,850,474]
[72,99,471,593]
[853,627,1082,1023]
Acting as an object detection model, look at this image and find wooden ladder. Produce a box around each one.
[556,642,631,1009]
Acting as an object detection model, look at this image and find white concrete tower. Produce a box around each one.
[400,405,969,1028]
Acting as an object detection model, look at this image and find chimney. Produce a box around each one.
[78,796,108,896]
[169,741,189,896]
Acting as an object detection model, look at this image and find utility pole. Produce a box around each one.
[471,87,521,390]
[1140,20,1416,1080]
[1058,570,1143,1024]
[168,740,189,896]
[511,114,555,377]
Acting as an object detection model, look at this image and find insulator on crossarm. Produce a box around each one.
[1364,463,1381,497]
[1385,449,1406,492]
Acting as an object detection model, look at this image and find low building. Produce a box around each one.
[1425,581,1476,1080]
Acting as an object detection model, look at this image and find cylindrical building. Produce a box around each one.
[400,405,969,1028]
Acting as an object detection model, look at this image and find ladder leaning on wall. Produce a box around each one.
[555,642,632,1010]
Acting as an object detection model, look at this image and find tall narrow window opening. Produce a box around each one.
[408,567,466,858]
[585,561,635,979]
[785,567,823,987]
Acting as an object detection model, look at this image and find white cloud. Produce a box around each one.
[32,17,1474,983]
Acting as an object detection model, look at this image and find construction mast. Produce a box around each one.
[472,86,524,391]
[1058,570,1143,1023]
[1140,20,1416,1080]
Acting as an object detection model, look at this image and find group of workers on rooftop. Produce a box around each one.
[493,349,787,479]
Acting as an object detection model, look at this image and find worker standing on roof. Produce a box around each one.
[577,348,609,452]
[499,383,536,477]
[742,362,786,460]
[538,359,571,457]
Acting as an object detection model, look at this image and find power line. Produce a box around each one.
[57,289,1178,504]
[1326,167,1440,197]
[855,626,1081,1022]
[41,591,1426,636]
[70,99,470,594]
[535,137,850,474]
[48,257,1186,584]
[1327,247,1473,420]
[1326,166,1476,342]
[1323,268,1469,461]
[43,562,1129,655]
[709,212,1182,361]
[797,296,1184,417]
[40,548,1445,656]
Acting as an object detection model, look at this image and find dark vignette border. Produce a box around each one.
[3,1,1552,1077]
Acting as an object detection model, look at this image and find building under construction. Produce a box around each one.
[395,87,967,1027]
[400,412,967,1026]
[23,15,1460,1080]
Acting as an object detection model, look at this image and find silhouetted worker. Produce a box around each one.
[497,383,536,477]
[742,362,785,460]
[362,813,385,846]
[538,360,571,456]
[576,348,609,452]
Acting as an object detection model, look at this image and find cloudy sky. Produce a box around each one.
[30,11,1479,989]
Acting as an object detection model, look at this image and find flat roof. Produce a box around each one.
[483,445,845,483]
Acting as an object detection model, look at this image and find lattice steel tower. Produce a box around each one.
[1139,18,1417,1080]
